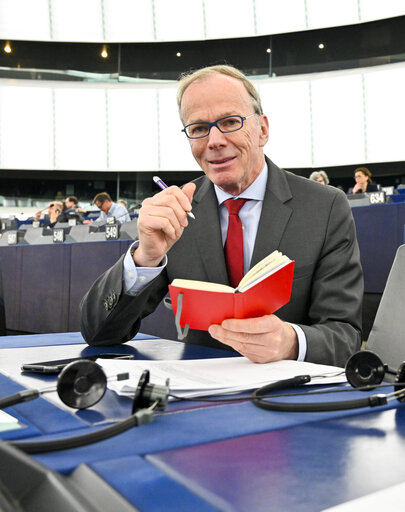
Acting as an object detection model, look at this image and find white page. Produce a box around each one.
[98,358,346,399]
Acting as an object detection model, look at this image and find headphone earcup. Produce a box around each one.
[345,350,386,388]
[57,360,107,409]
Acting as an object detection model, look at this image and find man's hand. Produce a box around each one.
[133,182,196,267]
[208,314,298,363]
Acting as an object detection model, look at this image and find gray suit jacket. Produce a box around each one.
[80,158,363,367]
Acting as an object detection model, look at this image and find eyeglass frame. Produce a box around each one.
[181,113,258,139]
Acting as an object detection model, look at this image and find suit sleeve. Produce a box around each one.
[299,191,364,367]
[79,255,169,346]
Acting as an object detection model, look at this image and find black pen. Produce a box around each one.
[153,176,195,219]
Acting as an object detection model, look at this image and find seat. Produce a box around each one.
[366,244,405,377]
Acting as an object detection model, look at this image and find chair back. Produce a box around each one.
[366,244,405,376]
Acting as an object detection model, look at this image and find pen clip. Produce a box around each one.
[174,293,189,340]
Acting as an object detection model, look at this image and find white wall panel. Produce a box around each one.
[158,87,200,171]
[154,0,205,41]
[53,88,107,170]
[204,0,255,39]
[103,0,154,42]
[1,62,405,172]
[50,0,103,42]
[107,87,159,170]
[307,0,359,29]
[364,65,405,163]
[258,79,312,168]
[0,85,53,169]
[255,0,307,36]
[311,73,365,166]
[360,0,405,22]
[0,0,404,41]
[0,0,50,40]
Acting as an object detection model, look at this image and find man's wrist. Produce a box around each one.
[131,246,164,268]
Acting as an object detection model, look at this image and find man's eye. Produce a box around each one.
[190,124,207,135]
[221,118,240,128]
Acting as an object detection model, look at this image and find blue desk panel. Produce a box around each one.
[351,201,405,293]
[2,202,405,335]
[2,333,405,511]
[148,408,405,512]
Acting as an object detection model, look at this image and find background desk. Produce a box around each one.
[351,201,405,293]
[1,201,405,335]
[2,333,405,511]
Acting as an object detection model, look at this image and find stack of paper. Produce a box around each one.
[97,357,347,400]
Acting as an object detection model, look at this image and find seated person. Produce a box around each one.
[350,167,378,194]
[57,195,85,223]
[83,192,131,225]
[34,201,64,228]
[80,64,363,369]
[309,170,329,185]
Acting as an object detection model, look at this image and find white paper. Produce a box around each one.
[0,410,23,432]
[98,357,346,399]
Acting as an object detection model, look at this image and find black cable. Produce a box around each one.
[10,408,155,454]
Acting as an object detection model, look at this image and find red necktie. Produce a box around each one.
[224,198,249,288]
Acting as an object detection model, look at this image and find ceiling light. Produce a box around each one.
[318,43,325,50]
[3,41,12,54]
[266,48,271,54]
[101,45,108,59]
[176,52,181,57]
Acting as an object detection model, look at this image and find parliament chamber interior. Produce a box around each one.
[1,2,405,511]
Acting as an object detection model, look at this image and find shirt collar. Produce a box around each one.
[214,162,268,206]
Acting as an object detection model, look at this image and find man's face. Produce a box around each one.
[180,74,269,196]
[65,198,73,209]
[96,200,110,213]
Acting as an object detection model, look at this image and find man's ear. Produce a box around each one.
[258,115,269,148]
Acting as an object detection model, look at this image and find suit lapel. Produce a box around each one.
[250,157,293,268]
[191,178,229,285]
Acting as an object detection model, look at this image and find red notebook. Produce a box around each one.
[169,251,294,332]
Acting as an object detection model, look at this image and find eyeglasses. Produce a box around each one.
[182,114,257,139]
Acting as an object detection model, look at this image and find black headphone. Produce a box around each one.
[5,351,405,454]
[252,350,405,413]
[1,360,169,454]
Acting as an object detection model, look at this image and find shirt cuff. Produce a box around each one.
[123,241,167,294]
[286,323,307,361]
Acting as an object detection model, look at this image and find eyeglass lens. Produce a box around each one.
[186,116,243,138]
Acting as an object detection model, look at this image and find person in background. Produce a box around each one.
[80,64,363,369]
[309,170,329,185]
[34,201,64,228]
[351,167,378,194]
[57,195,85,223]
[83,192,131,225]
[117,199,128,208]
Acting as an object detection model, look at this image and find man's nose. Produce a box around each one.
[207,126,227,148]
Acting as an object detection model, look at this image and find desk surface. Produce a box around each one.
[1,332,405,511]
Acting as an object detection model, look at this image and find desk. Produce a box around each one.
[351,201,405,293]
[1,201,405,334]
[0,240,132,333]
[2,333,405,511]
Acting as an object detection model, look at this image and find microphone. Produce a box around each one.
[90,206,137,232]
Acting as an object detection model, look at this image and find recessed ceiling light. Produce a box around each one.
[101,45,108,58]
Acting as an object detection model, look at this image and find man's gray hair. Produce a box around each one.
[177,65,263,122]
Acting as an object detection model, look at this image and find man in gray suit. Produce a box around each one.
[80,65,363,368]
